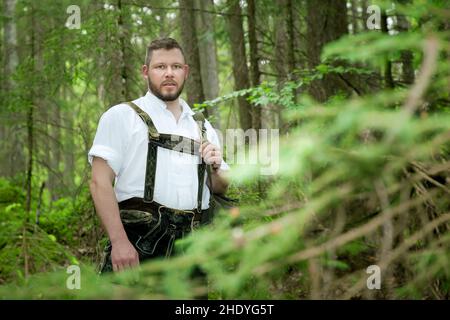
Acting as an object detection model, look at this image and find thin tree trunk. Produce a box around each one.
[247,0,261,130]
[226,0,252,130]
[286,0,296,76]
[117,0,132,101]
[293,0,306,69]
[274,0,289,80]
[25,3,37,216]
[195,0,220,125]
[397,10,415,85]
[62,86,75,194]
[274,0,290,130]
[50,104,62,199]
[26,107,34,215]
[381,13,395,88]
[97,1,106,105]
[3,0,18,90]
[2,0,24,178]
[179,0,206,109]
[351,0,359,34]
[361,0,369,30]
[23,2,38,279]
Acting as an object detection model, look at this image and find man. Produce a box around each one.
[88,38,229,273]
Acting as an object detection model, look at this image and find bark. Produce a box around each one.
[179,0,206,109]
[361,0,369,30]
[1,0,25,178]
[25,1,37,225]
[286,0,296,75]
[306,0,351,101]
[117,0,132,101]
[397,12,415,85]
[381,13,395,89]
[247,0,261,129]
[3,0,18,89]
[195,0,220,126]
[274,0,290,130]
[226,0,252,130]
[274,0,289,80]
[293,0,306,69]
[97,2,106,105]
[351,0,359,34]
[62,86,75,194]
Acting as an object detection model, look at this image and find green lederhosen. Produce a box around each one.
[98,101,213,274]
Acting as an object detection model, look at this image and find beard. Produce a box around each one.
[148,78,185,102]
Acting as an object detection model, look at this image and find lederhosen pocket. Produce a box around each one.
[98,208,170,274]
[119,209,169,257]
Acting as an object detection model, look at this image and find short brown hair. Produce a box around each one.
[145,38,185,66]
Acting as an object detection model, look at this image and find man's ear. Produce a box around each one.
[184,64,190,80]
[142,64,149,78]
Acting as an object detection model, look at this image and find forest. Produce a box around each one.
[0,0,449,299]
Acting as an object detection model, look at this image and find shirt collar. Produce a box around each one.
[145,90,195,118]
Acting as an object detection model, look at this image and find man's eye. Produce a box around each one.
[156,65,165,69]
[174,65,182,69]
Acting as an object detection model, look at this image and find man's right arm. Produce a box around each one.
[89,156,139,272]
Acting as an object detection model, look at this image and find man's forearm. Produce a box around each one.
[89,181,127,244]
[209,169,229,194]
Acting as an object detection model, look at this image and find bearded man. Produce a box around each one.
[88,38,229,273]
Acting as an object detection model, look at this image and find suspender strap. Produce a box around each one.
[126,102,158,202]
[126,102,159,140]
[192,112,209,213]
[151,133,201,156]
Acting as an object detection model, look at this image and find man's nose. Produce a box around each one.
[164,66,175,77]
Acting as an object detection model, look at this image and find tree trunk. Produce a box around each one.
[117,0,132,101]
[351,0,359,34]
[3,0,18,90]
[179,0,206,109]
[399,50,414,86]
[226,0,252,130]
[274,0,296,78]
[96,2,106,105]
[361,0,369,30]
[247,0,261,130]
[381,13,395,89]
[62,86,75,194]
[396,10,415,86]
[25,0,37,221]
[194,0,220,125]
[274,0,290,130]
[2,0,24,178]
[306,0,351,101]
[286,0,296,76]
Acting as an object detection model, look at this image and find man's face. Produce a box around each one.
[143,48,189,102]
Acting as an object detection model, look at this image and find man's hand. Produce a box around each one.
[199,141,222,171]
[199,141,229,194]
[111,238,140,272]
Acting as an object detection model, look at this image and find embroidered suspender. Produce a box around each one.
[125,101,208,213]
[193,112,208,213]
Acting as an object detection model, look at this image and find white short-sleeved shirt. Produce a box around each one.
[88,91,229,210]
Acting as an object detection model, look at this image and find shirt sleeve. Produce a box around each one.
[88,106,129,176]
[204,119,230,171]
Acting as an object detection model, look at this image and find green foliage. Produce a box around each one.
[0,203,77,284]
